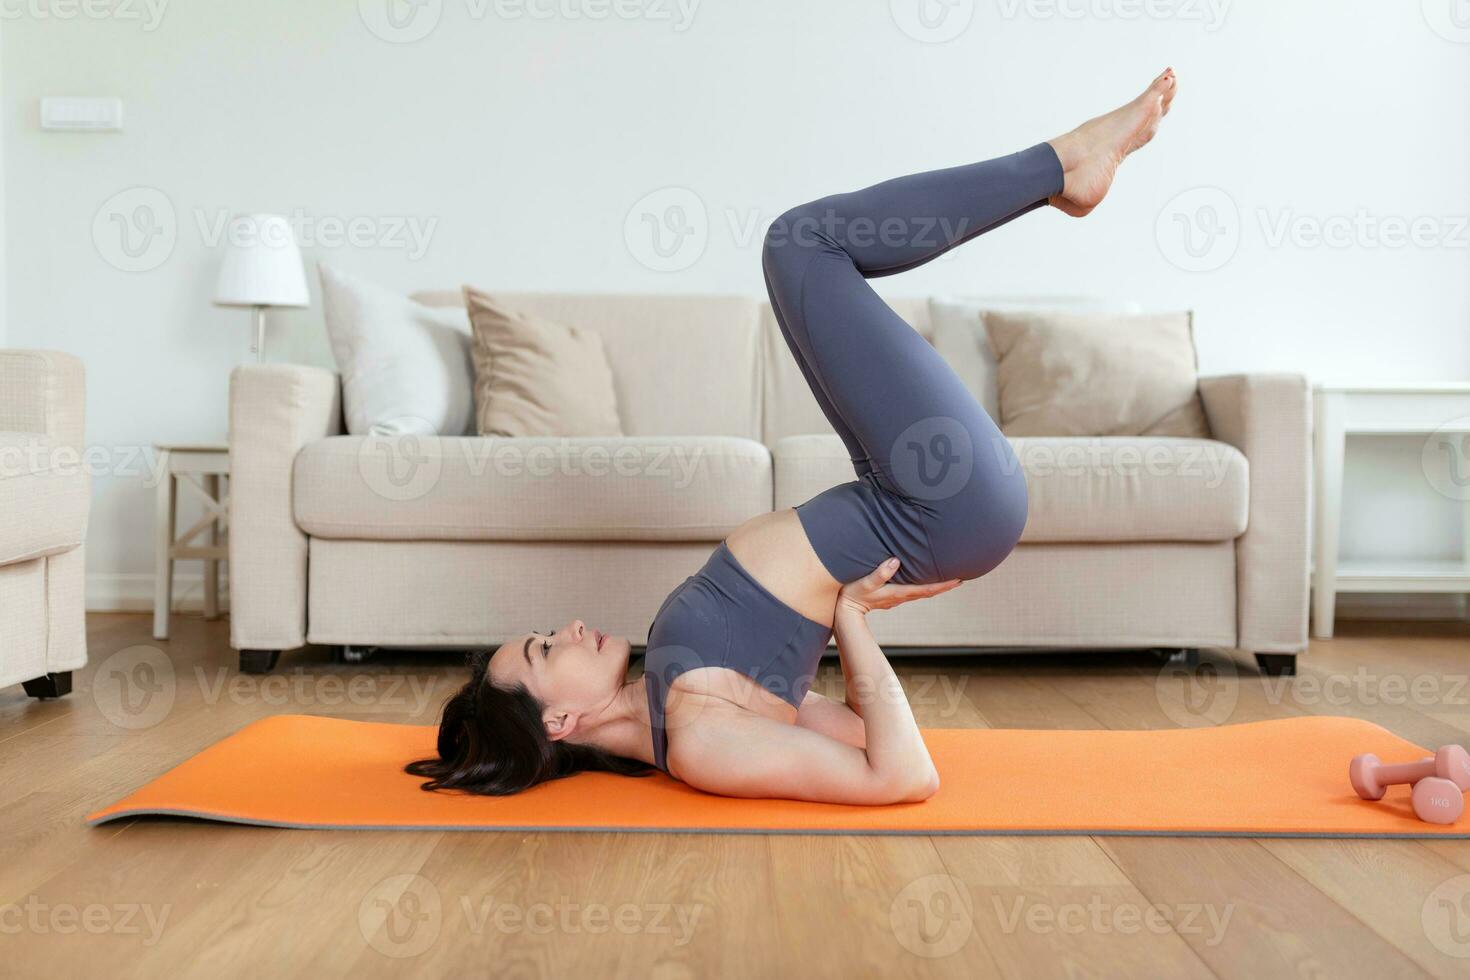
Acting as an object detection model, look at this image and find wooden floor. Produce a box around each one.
[5,614,1470,978]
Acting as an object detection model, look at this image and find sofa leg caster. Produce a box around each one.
[1151,647,1200,668]
[239,650,281,674]
[1255,653,1297,677]
[22,671,72,699]
[336,645,378,664]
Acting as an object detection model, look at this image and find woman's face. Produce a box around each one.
[487,619,632,740]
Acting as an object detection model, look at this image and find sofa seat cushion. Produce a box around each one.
[294,435,773,542]
[0,432,90,564]
[772,434,1248,543]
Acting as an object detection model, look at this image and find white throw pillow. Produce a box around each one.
[319,265,474,436]
[929,295,1143,419]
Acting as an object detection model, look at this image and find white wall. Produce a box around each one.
[0,17,6,350]
[3,0,1467,609]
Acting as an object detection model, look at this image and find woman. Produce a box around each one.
[410,70,1177,803]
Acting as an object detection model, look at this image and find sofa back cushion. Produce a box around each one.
[414,291,763,439]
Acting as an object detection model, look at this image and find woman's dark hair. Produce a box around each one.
[406,649,653,795]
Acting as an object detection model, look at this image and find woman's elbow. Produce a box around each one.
[903,767,941,803]
[871,765,940,804]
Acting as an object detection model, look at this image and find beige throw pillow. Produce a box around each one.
[463,286,623,437]
[984,311,1211,438]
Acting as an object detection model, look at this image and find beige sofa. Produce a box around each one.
[228,294,1310,676]
[1,350,89,698]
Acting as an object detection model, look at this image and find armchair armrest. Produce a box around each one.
[0,350,85,447]
[0,350,89,573]
[1198,373,1311,654]
[229,365,341,651]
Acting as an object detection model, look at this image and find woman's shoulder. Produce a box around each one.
[662,699,767,785]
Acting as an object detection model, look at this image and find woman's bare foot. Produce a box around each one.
[1047,68,1177,217]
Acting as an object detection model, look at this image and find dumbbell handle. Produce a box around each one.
[1372,758,1438,786]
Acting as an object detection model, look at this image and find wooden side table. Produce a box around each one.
[1313,384,1470,638]
[153,443,230,640]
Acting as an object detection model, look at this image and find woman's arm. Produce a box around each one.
[829,566,939,797]
[670,558,958,804]
[796,689,865,748]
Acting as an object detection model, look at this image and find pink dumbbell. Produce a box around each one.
[1412,778,1466,825]
[1350,746,1470,800]
[1349,745,1470,824]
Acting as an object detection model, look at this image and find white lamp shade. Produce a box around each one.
[213,214,309,308]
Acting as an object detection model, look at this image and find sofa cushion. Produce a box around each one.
[414,291,764,440]
[772,434,1248,543]
[927,295,1145,422]
[294,435,773,542]
[985,310,1211,439]
[319,265,475,437]
[0,432,90,564]
[464,286,623,438]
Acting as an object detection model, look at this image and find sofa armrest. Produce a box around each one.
[1198,373,1311,654]
[229,365,342,651]
[0,350,85,447]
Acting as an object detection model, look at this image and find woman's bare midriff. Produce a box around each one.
[725,507,841,629]
[663,508,843,750]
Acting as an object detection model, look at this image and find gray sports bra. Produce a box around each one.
[642,541,832,775]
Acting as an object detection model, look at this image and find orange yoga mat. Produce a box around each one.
[87,714,1470,837]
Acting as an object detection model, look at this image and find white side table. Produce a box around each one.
[1313,384,1470,638]
[153,443,230,640]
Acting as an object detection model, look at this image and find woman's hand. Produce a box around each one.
[836,558,963,617]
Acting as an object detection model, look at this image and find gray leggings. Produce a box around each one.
[762,142,1064,585]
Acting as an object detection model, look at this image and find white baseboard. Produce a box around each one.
[1334,592,1468,622]
[87,573,231,613]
